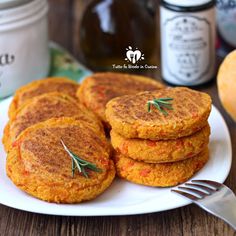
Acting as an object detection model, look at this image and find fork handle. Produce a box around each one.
[196,198,236,230]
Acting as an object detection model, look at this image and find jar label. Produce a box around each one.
[165,15,212,83]
[161,7,215,85]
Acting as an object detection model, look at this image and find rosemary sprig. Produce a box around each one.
[147,97,174,115]
[61,139,102,178]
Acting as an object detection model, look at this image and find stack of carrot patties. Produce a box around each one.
[106,87,212,187]
[4,77,115,203]
[77,72,165,127]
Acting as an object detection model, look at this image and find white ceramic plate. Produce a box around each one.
[0,98,232,216]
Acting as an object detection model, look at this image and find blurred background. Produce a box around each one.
[48,0,160,71]
[48,0,235,72]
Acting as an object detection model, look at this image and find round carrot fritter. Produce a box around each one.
[113,148,209,187]
[3,92,105,152]
[6,118,115,203]
[106,87,212,139]
[9,77,79,119]
[77,72,164,124]
[111,124,210,163]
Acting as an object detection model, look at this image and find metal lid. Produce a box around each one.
[0,0,32,10]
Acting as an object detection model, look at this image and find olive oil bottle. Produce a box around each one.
[80,0,156,71]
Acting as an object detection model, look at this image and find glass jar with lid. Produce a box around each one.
[160,0,216,86]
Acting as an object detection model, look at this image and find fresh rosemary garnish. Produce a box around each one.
[147,97,174,115]
[60,139,102,178]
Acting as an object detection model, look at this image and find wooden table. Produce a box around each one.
[1,1,235,235]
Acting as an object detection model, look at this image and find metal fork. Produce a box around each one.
[172,180,236,230]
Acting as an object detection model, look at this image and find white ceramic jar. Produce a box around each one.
[0,0,49,99]
[160,0,216,86]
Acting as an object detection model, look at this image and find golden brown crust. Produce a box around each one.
[217,50,236,121]
[2,122,11,153]
[113,148,209,187]
[77,72,165,123]
[4,92,105,152]
[111,123,210,163]
[9,77,79,119]
[6,118,115,203]
[106,87,212,139]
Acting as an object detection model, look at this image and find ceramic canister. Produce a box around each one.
[160,0,216,86]
[0,0,49,99]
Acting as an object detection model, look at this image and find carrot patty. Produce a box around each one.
[9,77,79,119]
[111,123,210,163]
[3,92,104,152]
[6,118,115,203]
[106,87,212,139]
[113,148,209,187]
[77,72,164,124]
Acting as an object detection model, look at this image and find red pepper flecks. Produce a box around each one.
[146,140,157,147]
[12,139,22,148]
[127,161,135,168]
[121,141,129,154]
[186,152,194,158]
[140,169,151,177]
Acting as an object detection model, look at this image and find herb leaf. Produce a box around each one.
[61,140,102,178]
[156,98,173,101]
[146,97,174,115]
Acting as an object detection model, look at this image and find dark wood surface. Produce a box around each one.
[0,1,235,235]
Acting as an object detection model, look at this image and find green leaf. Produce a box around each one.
[61,139,102,178]
[157,98,173,101]
[72,158,75,177]
[146,97,174,115]
[147,102,151,112]
[153,102,161,111]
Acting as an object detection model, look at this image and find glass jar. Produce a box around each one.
[160,0,216,86]
[79,0,156,71]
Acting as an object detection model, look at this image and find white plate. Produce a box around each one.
[0,97,232,216]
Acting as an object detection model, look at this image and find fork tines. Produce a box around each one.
[171,180,223,201]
